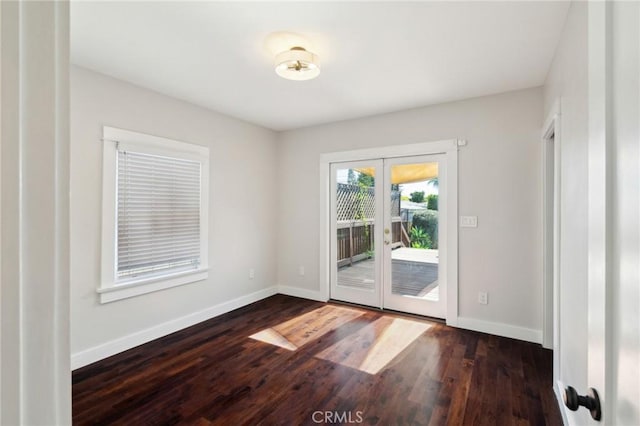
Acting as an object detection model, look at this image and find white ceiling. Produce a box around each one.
[71,1,570,131]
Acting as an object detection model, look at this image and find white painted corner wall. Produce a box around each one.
[70,66,279,366]
[277,87,545,344]
[71,68,547,370]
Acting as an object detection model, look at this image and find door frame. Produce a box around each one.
[542,100,563,413]
[319,139,460,325]
[541,100,560,352]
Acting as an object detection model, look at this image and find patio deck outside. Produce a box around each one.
[337,247,439,301]
[335,177,439,301]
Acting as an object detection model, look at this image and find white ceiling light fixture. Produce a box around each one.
[275,46,320,81]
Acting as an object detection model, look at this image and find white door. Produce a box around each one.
[330,160,384,308]
[330,155,448,318]
[585,3,640,425]
[555,3,640,424]
[382,155,447,318]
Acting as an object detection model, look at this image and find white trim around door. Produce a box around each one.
[319,139,460,325]
[542,100,563,418]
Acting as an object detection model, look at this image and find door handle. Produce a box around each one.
[563,386,601,421]
[384,240,390,245]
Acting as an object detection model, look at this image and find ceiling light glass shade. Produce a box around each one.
[275,47,320,81]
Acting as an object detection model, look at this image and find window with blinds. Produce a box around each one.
[116,149,202,281]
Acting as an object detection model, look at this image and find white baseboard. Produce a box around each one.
[276,290,542,345]
[71,286,278,370]
[72,287,544,370]
[456,316,542,344]
[278,285,327,302]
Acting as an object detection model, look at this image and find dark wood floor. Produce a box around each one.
[73,295,562,425]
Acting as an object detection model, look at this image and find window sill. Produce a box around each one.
[98,269,208,304]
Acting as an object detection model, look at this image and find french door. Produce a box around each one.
[330,154,447,318]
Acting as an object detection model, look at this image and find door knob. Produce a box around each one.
[384,240,390,245]
[563,386,601,421]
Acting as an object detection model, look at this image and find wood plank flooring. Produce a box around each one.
[72,295,562,425]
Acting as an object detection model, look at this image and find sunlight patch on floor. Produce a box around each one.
[249,328,298,350]
[315,316,431,375]
[249,305,365,351]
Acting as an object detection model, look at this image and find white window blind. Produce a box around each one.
[117,148,202,281]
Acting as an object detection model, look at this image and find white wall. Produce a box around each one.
[543,2,589,425]
[277,87,544,338]
[70,66,278,367]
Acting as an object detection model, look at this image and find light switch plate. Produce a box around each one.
[460,216,478,227]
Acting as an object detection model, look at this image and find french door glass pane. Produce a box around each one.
[390,162,439,300]
[335,167,376,290]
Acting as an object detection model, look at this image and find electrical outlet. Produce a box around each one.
[298,266,305,276]
[249,268,255,279]
[478,291,488,305]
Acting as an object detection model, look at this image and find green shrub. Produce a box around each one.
[411,210,438,249]
[426,194,438,210]
[409,191,425,203]
[409,226,432,249]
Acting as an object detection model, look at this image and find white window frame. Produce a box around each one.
[99,126,209,303]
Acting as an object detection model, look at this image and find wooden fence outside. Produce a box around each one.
[335,183,410,267]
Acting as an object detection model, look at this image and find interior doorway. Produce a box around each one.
[542,100,562,410]
[542,131,557,350]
